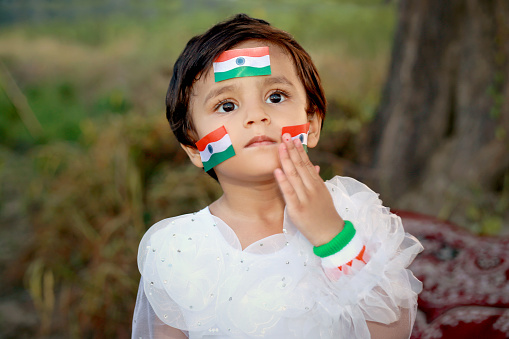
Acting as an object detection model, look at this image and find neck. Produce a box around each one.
[210,175,285,222]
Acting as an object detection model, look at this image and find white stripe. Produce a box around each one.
[213,55,270,73]
[320,232,364,268]
[199,134,232,162]
[291,132,308,145]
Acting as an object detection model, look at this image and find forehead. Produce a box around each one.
[192,40,298,94]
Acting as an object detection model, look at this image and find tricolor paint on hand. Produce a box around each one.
[213,46,271,82]
[195,126,236,172]
[282,122,310,152]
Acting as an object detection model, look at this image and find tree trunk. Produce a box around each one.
[362,0,509,233]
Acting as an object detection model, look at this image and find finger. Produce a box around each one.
[315,165,320,174]
[287,135,321,185]
[281,133,311,187]
[293,137,321,178]
[278,140,307,198]
[274,168,300,207]
[282,133,313,178]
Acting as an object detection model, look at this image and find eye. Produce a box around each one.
[216,101,238,113]
[266,91,287,104]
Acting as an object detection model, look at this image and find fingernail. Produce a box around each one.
[283,133,291,142]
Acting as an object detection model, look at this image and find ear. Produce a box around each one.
[181,144,204,168]
[307,112,322,148]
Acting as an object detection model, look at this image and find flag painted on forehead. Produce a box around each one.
[282,122,311,152]
[195,126,236,172]
[213,46,271,82]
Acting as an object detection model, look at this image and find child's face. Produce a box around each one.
[184,40,321,182]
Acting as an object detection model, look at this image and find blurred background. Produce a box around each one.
[0,0,507,338]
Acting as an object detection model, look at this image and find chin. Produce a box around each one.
[216,158,281,182]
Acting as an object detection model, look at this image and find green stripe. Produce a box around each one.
[203,144,235,172]
[303,144,308,153]
[313,220,356,258]
[214,65,271,82]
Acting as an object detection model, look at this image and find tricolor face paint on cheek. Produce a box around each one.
[282,122,310,152]
[213,46,271,82]
[195,126,236,172]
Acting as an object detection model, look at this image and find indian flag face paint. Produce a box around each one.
[213,46,271,82]
[282,122,311,152]
[195,126,236,172]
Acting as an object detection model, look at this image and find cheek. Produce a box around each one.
[193,118,226,141]
[272,107,309,127]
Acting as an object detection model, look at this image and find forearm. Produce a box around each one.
[367,308,411,339]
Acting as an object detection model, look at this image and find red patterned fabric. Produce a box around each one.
[396,211,509,339]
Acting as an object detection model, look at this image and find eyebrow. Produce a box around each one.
[203,76,295,104]
[263,75,294,87]
[204,85,238,105]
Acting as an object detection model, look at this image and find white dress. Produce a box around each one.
[132,176,423,338]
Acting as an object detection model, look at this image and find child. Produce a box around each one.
[132,14,423,339]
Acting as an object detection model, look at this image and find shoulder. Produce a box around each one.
[139,213,195,246]
[141,209,212,239]
[136,209,214,270]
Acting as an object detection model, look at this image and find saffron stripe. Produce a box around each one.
[202,144,235,172]
[214,46,269,63]
[282,122,310,136]
[214,65,271,82]
[196,126,228,151]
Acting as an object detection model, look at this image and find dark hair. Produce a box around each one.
[166,14,326,178]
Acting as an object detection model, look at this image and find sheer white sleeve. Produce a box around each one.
[132,277,188,339]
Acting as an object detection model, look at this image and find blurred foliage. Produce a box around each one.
[0,0,397,337]
[466,172,509,236]
[24,114,221,337]
[436,175,509,237]
[0,0,396,148]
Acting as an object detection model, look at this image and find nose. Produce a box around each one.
[243,102,271,127]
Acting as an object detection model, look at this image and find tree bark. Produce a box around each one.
[362,0,509,232]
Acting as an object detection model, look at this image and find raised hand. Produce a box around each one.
[274,133,345,246]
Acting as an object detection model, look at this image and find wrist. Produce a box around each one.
[310,220,345,247]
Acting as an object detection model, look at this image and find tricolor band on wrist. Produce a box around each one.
[313,220,366,270]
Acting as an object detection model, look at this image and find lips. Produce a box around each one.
[245,135,277,148]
